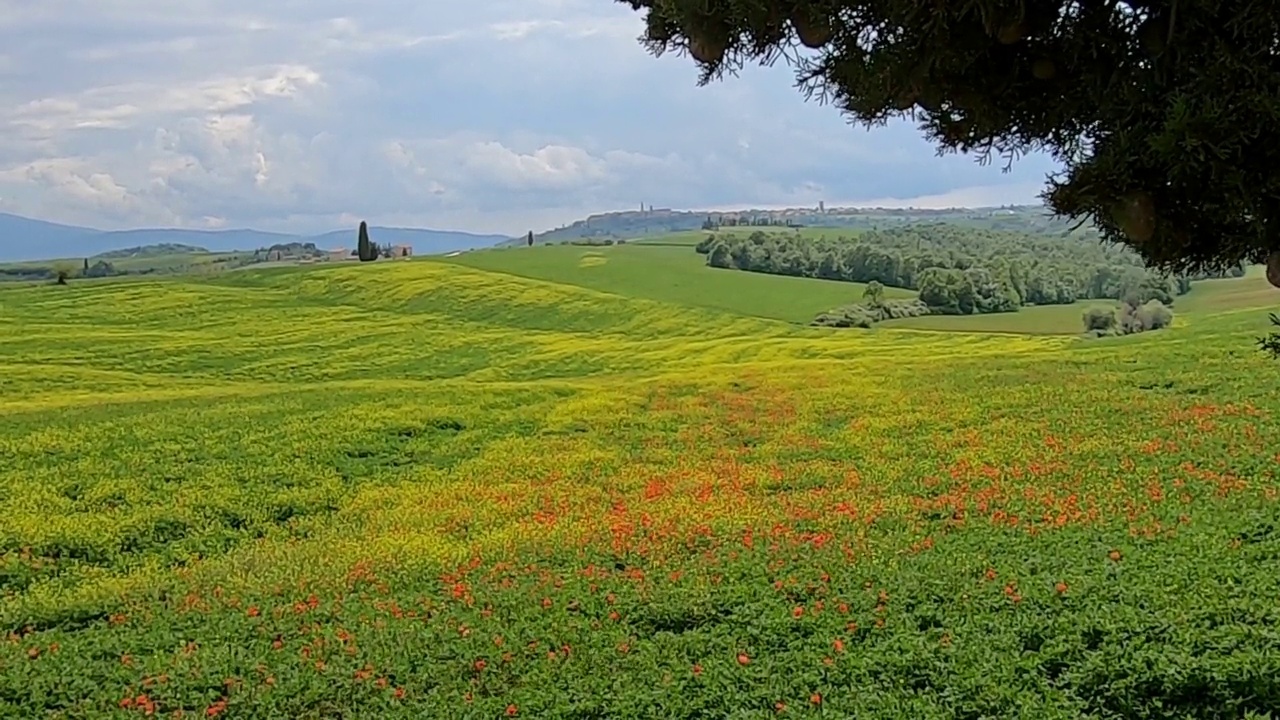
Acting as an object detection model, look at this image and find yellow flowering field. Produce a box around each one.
[1,262,1279,718]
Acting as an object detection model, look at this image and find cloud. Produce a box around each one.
[9,65,324,138]
[0,0,1060,237]
[383,135,679,197]
[0,157,178,226]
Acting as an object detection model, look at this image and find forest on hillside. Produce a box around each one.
[532,205,1075,244]
[697,225,1244,320]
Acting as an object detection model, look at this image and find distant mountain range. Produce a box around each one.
[0,213,513,263]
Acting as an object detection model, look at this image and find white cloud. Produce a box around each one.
[69,37,204,62]
[0,157,177,225]
[0,0,1060,235]
[7,64,323,141]
[457,141,609,189]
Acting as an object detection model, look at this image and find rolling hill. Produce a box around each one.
[442,235,1278,333]
[440,242,914,324]
[1,258,1278,717]
[515,203,1087,245]
[0,212,512,262]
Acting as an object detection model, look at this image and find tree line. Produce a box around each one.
[697,225,1245,317]
[701,216,804,229]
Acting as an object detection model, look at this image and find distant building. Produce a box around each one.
[327,248,353,262]
[388,244,412,258]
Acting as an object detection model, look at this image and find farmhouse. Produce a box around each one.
[388,244,412,258]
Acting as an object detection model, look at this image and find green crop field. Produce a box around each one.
[442,243,912,324]
[0,252,246,274]
[877,300,1120,335]
[2,259,1280,718]
[0,252,253,289]
[453,242,1279,336]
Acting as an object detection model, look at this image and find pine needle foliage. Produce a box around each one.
[617,0,1280,276]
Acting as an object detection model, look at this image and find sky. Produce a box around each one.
[0,0,1062,236]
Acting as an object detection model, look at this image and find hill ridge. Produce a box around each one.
[521,203,1070,245]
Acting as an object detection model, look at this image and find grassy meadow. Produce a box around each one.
[450,241,1275,335]
[876,300,1120,335]
[0,252,249,277]
[2,257,1280,718]
[443,243,912,324]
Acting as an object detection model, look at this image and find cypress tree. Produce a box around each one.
[527,231,534,247]
[357,221,372,262]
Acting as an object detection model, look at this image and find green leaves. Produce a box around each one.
[1258,313,1280,359]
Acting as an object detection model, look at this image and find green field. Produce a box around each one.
[117,252,248,272]
[2,258,1280,718]
[1175,264,1278,314]
[0,251,251,282]
[876,300,1119,335]
[451,242,1278,335]
[443,243,912,324]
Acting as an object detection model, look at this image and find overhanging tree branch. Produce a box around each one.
[615,0,1280,282]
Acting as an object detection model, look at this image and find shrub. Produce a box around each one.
[813,299,931,328]
[876,298,931,320]
[707,242,734,269]
[1083,307,1117,333]
[1119,299,1174,333]
[813,305,876,328]
[1089,300,1175,338]
[1137,299,1174,330]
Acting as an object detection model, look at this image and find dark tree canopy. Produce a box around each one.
[696,225,1233,318]
[616,0,1280,283]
